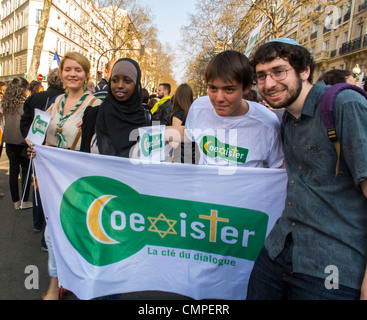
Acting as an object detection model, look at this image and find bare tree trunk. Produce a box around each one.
[28,0,53,82]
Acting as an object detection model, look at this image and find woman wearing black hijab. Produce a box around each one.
[81,58,151,157]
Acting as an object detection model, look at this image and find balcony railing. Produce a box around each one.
[323,26,331,34]
[311,31,318,40]
[339,37,362,55]
[330,49,337,58]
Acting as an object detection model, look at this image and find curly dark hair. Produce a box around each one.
[249,42,316,84]
[47,68,64,90]
[1,77,29,116]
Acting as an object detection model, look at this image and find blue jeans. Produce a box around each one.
[247,234,361,300]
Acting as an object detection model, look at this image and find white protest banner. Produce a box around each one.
[245,22,264,57]
[26,109,51,145]
[33,145,287,300]
[138,125,166,162]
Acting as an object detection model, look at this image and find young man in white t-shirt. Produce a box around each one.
[181,50,284,168]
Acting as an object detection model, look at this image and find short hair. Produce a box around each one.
[106,60,115,71]
[149,97,158,109]
[205,50,253,89]
[317,69,353,85]
[47,68,64,89]
[250,42,315,83]
[159,83,171,95]
[0,81,6,87]
[60,51,90,82]
[142,88,149,103]
[29,80,42,95]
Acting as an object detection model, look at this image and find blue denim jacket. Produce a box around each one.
[265,82,367,290]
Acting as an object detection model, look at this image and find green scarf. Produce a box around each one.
[56,92,88,148]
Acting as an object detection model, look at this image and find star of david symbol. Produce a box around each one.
[148,213,177,238]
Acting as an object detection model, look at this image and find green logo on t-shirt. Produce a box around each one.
[200,136,249,164]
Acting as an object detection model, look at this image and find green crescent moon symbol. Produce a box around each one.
[87,195,119,244]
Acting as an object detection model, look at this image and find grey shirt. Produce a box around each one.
[265,82,367,290]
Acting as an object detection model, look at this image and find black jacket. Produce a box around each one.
[151,99,172,126]
[93,78,108,101]
[20,87,64,138]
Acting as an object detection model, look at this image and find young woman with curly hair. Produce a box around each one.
[2,77,33,210]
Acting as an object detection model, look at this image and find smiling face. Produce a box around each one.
[110,75,135,102]
[207,78,248,117]
[61,58,88,92]
[255,57,304,110]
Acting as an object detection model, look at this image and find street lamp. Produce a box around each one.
[95,46,145,80]
[353,64,361,74]
[353,63,361,82]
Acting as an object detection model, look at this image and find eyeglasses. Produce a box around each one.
[254,67,293,84]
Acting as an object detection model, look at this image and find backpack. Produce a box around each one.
[282,83,367,176]
[144,107,152,126]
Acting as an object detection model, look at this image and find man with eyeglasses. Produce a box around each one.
[247,38,367,300]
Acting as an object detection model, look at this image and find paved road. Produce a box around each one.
[0,151,50,300]
[0,150,191,301]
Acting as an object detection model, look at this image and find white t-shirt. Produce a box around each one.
[185,96,284,168]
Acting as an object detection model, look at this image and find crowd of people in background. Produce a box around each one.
[0,36,367,300]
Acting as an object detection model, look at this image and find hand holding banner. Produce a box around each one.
[139,125,166,162]
[26,109,51,146]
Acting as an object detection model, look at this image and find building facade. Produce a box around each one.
[233,0,367,83]
[302,0,367,81]
[0,0,140,84]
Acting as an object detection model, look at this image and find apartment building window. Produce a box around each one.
[18,34,22,51]
[335,36,340,50]
[335,7,342,27]
[358,0,367,12]
[359,25,364,37]
[36,9,42,24]
[323,41,330,51]
[311,23,318,39]
[343,31,348,43]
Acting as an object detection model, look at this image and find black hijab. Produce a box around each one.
[95,58,147,157]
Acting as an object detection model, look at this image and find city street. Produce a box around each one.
[0,151,50,300]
